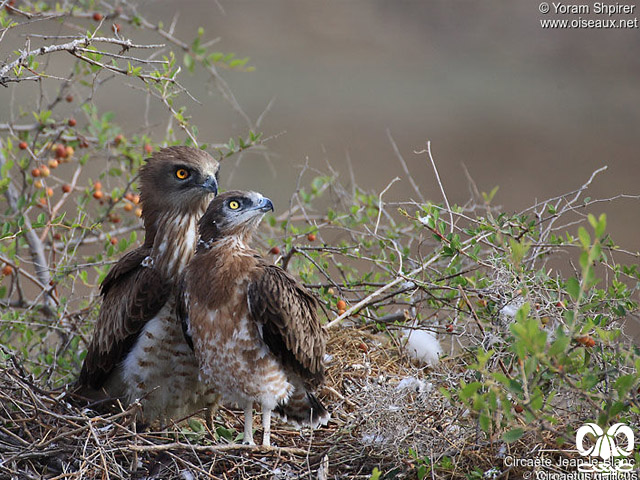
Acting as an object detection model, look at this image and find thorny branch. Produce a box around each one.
[0,140,56,309]
[0,36,164,84]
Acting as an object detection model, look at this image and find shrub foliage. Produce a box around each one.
[1,2,639,478]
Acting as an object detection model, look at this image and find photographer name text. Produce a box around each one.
[549,3,635,15]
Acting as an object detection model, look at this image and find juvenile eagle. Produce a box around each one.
[77,146,220,422]
[177,191,329,446]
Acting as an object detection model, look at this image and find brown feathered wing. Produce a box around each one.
[247,264,326,388]
[78,247,171,390]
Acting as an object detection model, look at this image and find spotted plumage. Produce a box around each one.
[177,191,329,446]
[76,146,220,423]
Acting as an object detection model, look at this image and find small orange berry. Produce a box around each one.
[110,215,121,224]
[40,165,50,177]
[135,207,142,217]
[31,168,41,177]
[34,180,43,189]
[62,184,72,193]
[92,12,103,21]
[269,246,281,255]
[65,146,74,158]
[336,300,346,310]
[446,324,454,333]
[112,23,121,33]
[307,232,316,242]
[514,404,524,413]
[93,191,104,200]
[576,336,588,345]
[54,144,66,159]
[2,264,13,276]
[68,118,76,127]
[110,237,118,245]
[144,144,153,154]
[93,181,102,191]
[132,194,140,204]
[48,159,59,169]
[39,197,47,206]
[46,187,54,197]
[123,203,133,212]
[338,309,346,315]
[19,141,28,150]
[65,94,73,103]
[114,134,124,146]
[124,192,134,201]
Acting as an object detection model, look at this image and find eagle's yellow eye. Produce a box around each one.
[229,200,240,210]
[176,168,189,180]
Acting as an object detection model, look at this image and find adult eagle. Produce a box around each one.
[77,146,220,423]
[177,191,329,446]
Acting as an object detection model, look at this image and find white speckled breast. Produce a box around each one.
[115,300,216,422]
[110,210,216,422]
[193,308,293,412]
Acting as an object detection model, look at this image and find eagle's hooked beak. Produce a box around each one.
[201,176,218,196]
[255,196,274,213]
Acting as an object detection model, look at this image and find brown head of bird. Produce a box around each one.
[197,190,274,249]
[139,146,220,237]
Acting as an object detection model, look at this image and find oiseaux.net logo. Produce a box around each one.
[504,422,637,479]
[575,423,635,474]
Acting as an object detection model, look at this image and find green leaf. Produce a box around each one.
[595,213,606,237]
[216,426,234,441]
[614,374,635,398]
[369,467,382,480]
[549,330,570,356]
[503,427,524,443]
[566,277,581,301]
[183,53,195,72]
[459,381,482,401]
[577,226,591,249]
[188,418,205,433]
[478,412,490,432]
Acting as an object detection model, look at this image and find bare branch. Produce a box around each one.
[386,129,425,203]
[415,140,454,234]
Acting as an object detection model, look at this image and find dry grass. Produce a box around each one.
[0,325,571,480]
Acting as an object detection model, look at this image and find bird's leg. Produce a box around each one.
[205,394,221,432]
[243,401,255,445]
[205,406,215,432]
[261,407,272,447]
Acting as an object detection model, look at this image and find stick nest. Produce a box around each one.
[1,326,551,479]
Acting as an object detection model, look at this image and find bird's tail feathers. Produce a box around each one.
[274,390,330,428]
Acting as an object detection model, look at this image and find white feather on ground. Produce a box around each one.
[403,328,442,366]
[395,376,433,394]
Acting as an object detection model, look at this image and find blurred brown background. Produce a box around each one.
[2,1,639,243]
[149,0,640,249]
